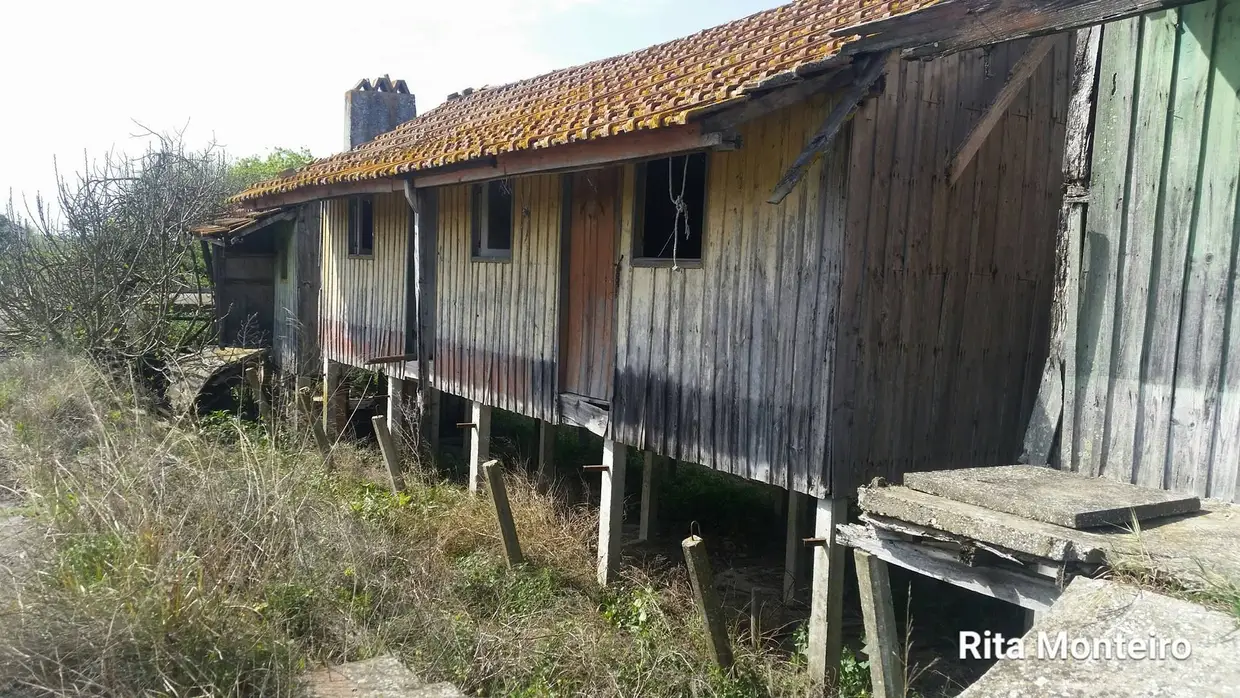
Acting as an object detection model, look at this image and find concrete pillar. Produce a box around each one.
[386,374,408,459]
[467,401,491,493]
[536,419,556,491]
[807,496,848,691]
[597,439,628,586]
[323,359,349,440]
[784,490,808,604]
[294,375,315,431]
[638,452,661,542]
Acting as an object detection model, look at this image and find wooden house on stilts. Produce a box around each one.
[233,0,1096,686]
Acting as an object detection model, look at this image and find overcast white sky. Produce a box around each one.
[1,0,779,208]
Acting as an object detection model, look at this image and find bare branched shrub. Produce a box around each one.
[0,127,228,368]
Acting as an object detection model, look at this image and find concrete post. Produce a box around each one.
[808,496,848,691]
[323,359,349,441]
[386,374,407,460]
[467,401,491,493]
[597,439,628,586]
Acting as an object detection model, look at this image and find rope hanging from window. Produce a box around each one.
[657,155,691,271]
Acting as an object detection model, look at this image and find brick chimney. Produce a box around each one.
[345,75,417,149]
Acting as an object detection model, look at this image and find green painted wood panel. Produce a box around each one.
[1074,0,1240,501]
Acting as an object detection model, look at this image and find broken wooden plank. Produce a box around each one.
[483,459,524,567]
[839,524,1062,611]
[682,535,734,669]
[947,35,1057,184]
[767,51,890,204]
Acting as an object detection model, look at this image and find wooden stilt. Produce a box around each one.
[807,496,848,691]
[244,365,272,435]
[536,420,556,491]
[467,401,491,493]
[784,490,807,604]
[294,375,314,431]
[682,535,734,669]
[638,452,661,542]
[371,415,406,494]
[323,359,348,441]
[596,439,627,586]
[854,549,904,698]
[422,386,441,455]
[483,459,524,567]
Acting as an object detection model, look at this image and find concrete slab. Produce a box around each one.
[959,577,1240,698]
[903,466,1200,529]
[303,655,465,698]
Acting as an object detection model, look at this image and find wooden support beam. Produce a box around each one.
[837,523,1060,610]
[371,415,406,495]
[947,35,1057,185]
[854,550,905,698]
[421,387,441,455]
[783,490,807,604]
[467,402,491,494]
[243,366,272,437]
[682,535,734,669]
[596,439,627,586]
[639,452,661,542]
[807,497,848,691]
[483,459,524,567]
[294,375,315,432]
[696,65,853,133]
[364,352,419,366]
[768,51,890,204]
[582,464,611,473]
[298,387,333,466]
[536,420,556,492]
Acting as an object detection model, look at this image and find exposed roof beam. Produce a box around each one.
[247,178,406,208]
[946,35,1057,185]
[694,64,855,133]
[833,0,1197,58]
[767,51,890,205]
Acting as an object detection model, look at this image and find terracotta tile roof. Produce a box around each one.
[191,207,288,237]
[237,0,938,202]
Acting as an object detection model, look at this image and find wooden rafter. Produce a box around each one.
[767,51,891,205]
[946,35,1057,185]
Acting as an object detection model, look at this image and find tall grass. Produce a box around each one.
[0,353,815,697]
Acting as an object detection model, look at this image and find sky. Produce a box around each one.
[1,0,782,210]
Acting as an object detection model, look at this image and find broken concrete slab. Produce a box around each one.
[303,655,465,698]
[903,466,1200,529]
[1106,499,1240,592]
[859,485,1112,563]
[959,577,1240,698]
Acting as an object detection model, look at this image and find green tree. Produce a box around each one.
[227,147,314,193]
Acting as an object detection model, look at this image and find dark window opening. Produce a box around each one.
[636,152,706,262]
[348,195,374,257]
[472,180,514,260]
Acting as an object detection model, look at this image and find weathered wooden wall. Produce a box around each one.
[321,193,409,369]
[433,175,561,421]
[831,38,1071,493]
[271,205,321,375]
[215,232,275,349]
[1067,1,1240,502]
[611,94,851,496]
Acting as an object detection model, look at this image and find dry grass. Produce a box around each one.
[0,352,815,697]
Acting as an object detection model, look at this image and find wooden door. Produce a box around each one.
[560,168,619,401]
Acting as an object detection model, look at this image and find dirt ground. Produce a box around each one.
[0,494,32,696]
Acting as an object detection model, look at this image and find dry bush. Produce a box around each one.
[0,352,812,697]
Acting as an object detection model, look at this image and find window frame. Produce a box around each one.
[631,151,709,268]
[347,195,375,258]
[471,180,515,262]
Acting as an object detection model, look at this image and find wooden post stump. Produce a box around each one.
[483,459,524,567]
[854,549,904,698]
[372,415,406,495]
[682,535,733,670]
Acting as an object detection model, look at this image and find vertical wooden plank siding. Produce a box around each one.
[831,38,1071,494]
[1070,1,1240,502]
[432,175,561,422]
[611,93,848,497]
[272,220,299,373]
[562,169,620,401]
[320,192,410,373]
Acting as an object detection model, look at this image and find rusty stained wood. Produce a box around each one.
[433,175,561,422]
[560,168,620,401]
[320,193,411,373]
